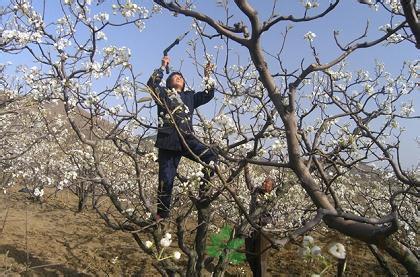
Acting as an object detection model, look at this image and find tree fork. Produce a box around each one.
[244,29,418,275]
[382,237,420,276]
[368,244,398,277]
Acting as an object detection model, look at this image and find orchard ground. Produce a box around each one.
[0,186,406,276]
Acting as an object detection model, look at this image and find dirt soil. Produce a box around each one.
[0,187,406,276]
[0,188,157,276]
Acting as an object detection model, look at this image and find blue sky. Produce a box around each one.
[3,0,418,168]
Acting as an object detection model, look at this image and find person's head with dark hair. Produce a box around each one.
[261,177,275,194]
[166,71,185,92]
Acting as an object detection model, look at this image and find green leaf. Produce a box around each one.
[218,226,232,242]
[207,225,241,260]
[210,233,222,246]
[207,245,222,258]
[227,252,246,265]
[227,238,244,250]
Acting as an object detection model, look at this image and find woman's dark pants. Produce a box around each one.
[157,137,217,218]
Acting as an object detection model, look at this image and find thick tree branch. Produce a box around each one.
[234,0,260,39]
[153,0,249,45]
[291,22,406,89]
[400,0,420,48]
[261,0,340,34]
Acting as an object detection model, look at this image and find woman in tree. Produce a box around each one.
[147,56,217,219]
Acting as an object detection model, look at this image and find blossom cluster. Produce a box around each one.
[144,233,182,261]
[384,0,402,13]
[213,114,236,136]
[202,76,216,91]
[2,29,43,45]
[299,235,346,275]
[112,1,149,19]
[103,46,132,67]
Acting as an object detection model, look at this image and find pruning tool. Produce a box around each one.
[163,30,190,73]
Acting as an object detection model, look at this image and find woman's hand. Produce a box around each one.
[161,56,170,69]
[204,62,214,78]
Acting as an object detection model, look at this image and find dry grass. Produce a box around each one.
[0,186,406,276]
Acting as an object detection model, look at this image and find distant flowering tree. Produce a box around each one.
[0,64,60,194]
[1,0,419,276]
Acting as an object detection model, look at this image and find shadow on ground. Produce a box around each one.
[0,244,89,276]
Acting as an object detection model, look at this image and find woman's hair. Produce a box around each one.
[166,71,185,91]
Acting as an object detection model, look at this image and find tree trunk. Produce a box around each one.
[195,198,211,275]
[246,36,417,276]
[77,191,88,212]
[245,230,269,277]
[91,183,97,209]
[368,244,398,277]
[382,237,420,276]
[76,183,89,212]
[337,258,346,277]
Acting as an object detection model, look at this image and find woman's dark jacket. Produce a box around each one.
[147,68,214,151]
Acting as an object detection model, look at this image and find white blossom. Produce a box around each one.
[115,1,147,18]
[139,7,149,18]
[54,38,71,50]
[34,187,44,197]
[384,0,402,12]
[304,31,316,42]
[302,1,319,9]
[386,33,403,44]
[145,240,153,248]
[96,31,107,40]
[400,103,414,117]
[214,114,235,135]
[135,20,146,32]
[364,83,375,95]
[110,256,118,264]
[311,246,322,256]
[93,12,109,22]
[272,139,286,154]
[84,92,100,107]
[328,242,346,259]
[202,76,215,91]
[303,235,314,247]
[124,208,134,215]
[173,251,181,260]
[379,23,404,43]
[151,4,163,14]
[160,233,172,247]
[378,23,391,32]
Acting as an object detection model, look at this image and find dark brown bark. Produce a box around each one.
[150,1,420,274]
[368,244,398,277]
[245,231,269,277]
[337,258,346,277]
[382,237,420,276]
[400,0,420,48]
[194,198,211,275]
